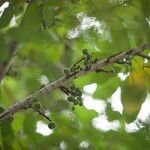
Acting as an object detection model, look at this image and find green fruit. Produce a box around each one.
[71,106,75,111]
[74,99,79,105]
[87,54,92,60]
[73,66,78,71]
[78,66,82,71]
[0,106,5,113]
[48,121,56,129]
[71,67,75,72]
[75,66,82,71]
[75,88,82,97]
[128,61,132,66]
[110,68,115,74]
[84,60,88,65]
[82,49,88,55]
[32,102,41,110]
[67,96,74,102]
[64,68,70,76]
[32,99,38,104]
[126,56,130,61]
[69,84,76,91]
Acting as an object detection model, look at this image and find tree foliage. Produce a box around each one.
[0,0,150,149]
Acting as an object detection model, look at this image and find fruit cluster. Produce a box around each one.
[82,49,93,70]
[64,65,82,78]
[32,101,42,111]
[63,49,98,78]
[60,84,83,111]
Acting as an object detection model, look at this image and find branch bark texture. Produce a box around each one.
[0,41,17,83]
[0,43,150,122]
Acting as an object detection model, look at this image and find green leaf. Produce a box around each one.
[106,103,122,121]
[0,122,15,150]
[94,76,121,99]
[42,5,54,28]
[11,3,41,42]
[0,4,13,28]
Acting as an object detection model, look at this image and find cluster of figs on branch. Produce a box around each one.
[60,84,83,111]
[63,49,98,78]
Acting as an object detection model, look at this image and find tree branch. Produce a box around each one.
[0,43,150,122]
[0,41,17,83]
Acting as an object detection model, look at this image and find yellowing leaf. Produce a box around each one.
[121,71,147,116]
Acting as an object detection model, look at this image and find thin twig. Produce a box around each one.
[36,110,51,122]
[71,52,94,70]
[0,41,17,83]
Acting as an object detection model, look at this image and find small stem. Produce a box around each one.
[0,41,17,83]
[71,58,84,69]
[71,52,95,70]
[36,110,51,122]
